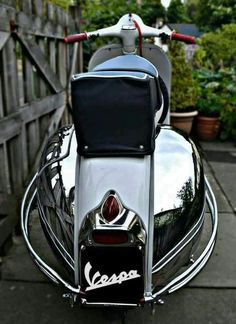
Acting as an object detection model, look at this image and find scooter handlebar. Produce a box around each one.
[64,33,88,44]
[64,30,197,45]
[171,32,196,44]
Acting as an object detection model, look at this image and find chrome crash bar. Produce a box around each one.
[21,174,218,303]
[21,173,81,294]
[147,175,218,302]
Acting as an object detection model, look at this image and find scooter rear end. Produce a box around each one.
[21,13,218,309]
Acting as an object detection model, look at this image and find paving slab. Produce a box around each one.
[204,161,232,213]
[0,281,235,324]
[189,212,236,288]
[128,288,236,324]
[200,140,236,213]
[2,212,69,283]
[1,236,46,282]
[200,140,236,152]
[209,162,236,213]
[1,140,235,323]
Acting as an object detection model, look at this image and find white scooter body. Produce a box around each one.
[21,14,218,307]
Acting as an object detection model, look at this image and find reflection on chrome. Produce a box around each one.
[21,125,218,305]
[78,190,147,246]
[37,125,76,270]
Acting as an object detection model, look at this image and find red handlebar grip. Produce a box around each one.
[64,33,88,44]
[171,32,196,44]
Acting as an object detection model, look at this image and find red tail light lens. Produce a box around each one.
[102,195,120,222]
[93,230,128,244]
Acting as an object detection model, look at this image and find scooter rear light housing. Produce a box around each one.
[102,195,120,222]
[92,230,128,244]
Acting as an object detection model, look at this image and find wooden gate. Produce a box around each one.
[0,0,81,250]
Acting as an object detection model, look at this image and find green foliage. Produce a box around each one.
[194,68,236,140]
[81,0,165,30]
[48,0,73,10]
[219,69,236,140]
[193,70,223,117]
[168,42,197,112]
[81,0,136,30]
[137,0,165,26]
[220,107,236,141]
[167,0,190,23]
[197,24,236,68]
[196,0,236,30]
[185,0,200,23]
[192,22,236,140]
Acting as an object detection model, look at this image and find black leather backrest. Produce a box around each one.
[71,71,156,156]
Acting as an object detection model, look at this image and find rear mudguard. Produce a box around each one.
[22,124,217,305]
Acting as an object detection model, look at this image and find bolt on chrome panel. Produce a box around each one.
[73,153,153,286]
[149,176,218,300]
[21,173,217,304]
[36,125,77,271]
[21,124,218,306]
[152,126,205,271]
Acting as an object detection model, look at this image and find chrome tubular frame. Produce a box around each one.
[147,175,218,302]
[21,173,81,294]
[21,174,217,303]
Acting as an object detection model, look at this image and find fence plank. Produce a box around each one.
[48,39,56,73]
[22,93,65,123]
[46,3,55,21]
[2,37,19,115]
[0,31,10,50]
[0,93,65,143]
[16,32,63,93]
[38,37,47,97]
[2,143,11,194]
[0,0,16,7]
[7,135,23,191]
[58,41,67,88]
[21,0,32,15]
[27,120,39,169]
[0,1,79,249]
[0,197,17,247]
[32,0,43,17]
[0,58,4,118]
[0,145,7,192]
[0,114,21,144]
[23,56,34,103]
[21,124,29,182]
[29,104,65,180]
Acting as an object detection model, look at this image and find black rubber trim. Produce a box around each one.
[158,76,169,124]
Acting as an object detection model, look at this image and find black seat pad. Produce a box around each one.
[71,71,156,157]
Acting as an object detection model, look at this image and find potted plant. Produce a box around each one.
[219,68,236,142]
[169,42,198,134]
[194,69,222,141]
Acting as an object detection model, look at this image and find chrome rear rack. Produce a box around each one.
[21,174,217,304]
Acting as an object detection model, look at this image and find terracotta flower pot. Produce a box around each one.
[196,116,220,141]
[170,111,198,134]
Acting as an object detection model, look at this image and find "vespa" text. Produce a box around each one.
[84,262,140,291]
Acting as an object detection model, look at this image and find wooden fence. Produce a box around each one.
[0,0,81,251]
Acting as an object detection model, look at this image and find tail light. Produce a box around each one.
[93,230,128,244]
[102,195,120,222]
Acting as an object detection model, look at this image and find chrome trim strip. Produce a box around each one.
[37,127,75,177]
[144,153,154,296]
[72,73,150,81]
[37,202,75,269]
[152,207,205,273]
[21,174,81,294]
[150,175,218,300]
[21,174,217,301]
